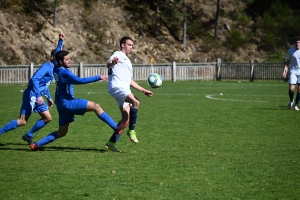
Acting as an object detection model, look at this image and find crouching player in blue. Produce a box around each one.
[30,50,127,150]
[0,32,64,144]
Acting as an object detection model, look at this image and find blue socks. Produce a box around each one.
[37,132,58,147]
[0,120,18,135]
[129,108,138,130]
[26,119,46,137]
[98,112,117,130]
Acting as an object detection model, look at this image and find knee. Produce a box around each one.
[43,116,52,124]
[57,130,68,138]
[132,99,140,108]
[95,103,104,113]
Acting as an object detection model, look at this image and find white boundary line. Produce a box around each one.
[205,94,268,103]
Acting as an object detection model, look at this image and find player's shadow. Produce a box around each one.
[0,142,121,153]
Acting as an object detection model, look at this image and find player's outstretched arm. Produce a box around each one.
[107,57,119,68]
[130,80,153,97]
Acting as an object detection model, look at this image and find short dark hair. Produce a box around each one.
[51,49,56,56]
[55,50,69,63]
[295,36,300,42]
[120,36,133,49]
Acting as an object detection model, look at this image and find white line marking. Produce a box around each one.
[205,94,268,103]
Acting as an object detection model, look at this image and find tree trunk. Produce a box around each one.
[214,0,221,40]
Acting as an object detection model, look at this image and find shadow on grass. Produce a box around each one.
[0,142,123,153]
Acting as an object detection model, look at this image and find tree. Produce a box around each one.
[214,0,220,40]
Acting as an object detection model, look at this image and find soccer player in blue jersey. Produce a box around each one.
[282,37,300,110]
[104,36,153,152]
[0,32,64,144]
[30,50,126,150]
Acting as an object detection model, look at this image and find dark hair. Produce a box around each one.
[55,50,69,63]
[120,36,133,49]
[51,49,56,56]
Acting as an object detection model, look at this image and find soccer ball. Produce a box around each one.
[147,73,162,88]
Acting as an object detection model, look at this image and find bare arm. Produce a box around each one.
[282,59,290,79]
[130,79,153,97]
[107,57,119,68]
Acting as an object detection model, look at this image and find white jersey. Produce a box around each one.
[285,47,300,74]
[107,51,132,93]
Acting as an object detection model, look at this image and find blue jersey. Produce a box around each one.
[27,38,64,99]
[53,67,101,105]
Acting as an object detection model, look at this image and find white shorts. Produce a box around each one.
[289,72,300,84]
[108,87,131,110]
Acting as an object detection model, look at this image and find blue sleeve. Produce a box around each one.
[54,39,64,66]
[63,70,101,84]
[44,88,52,100]
[31,64,52,98]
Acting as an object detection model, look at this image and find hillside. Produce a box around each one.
[0,0,278,65]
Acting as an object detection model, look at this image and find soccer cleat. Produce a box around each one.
[104,142,121,152]
[127,130,138,143]
[22,134,33,144]
[115,119,129,134]
[295,106,299,111]
[287,100,294,109]
[30,142,38,151]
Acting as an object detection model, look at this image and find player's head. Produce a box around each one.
[50,49,56,62]
[55,50,71,68]
[295,36,300,50]
[120,36,133,55]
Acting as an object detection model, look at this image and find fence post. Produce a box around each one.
[30,63,34,79]
[250,60,254,82]
[172,61,176,82]
[216,58,221,81]
[79,62,83,77]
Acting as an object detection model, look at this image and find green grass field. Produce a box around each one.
[0,81,299,200]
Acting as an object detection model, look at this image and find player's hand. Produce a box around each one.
[100,75,108,81]
[143,89,153,97]
[111,57,119,65]
[47,99,54,108]
[282,71,287,79]
[37,96,44,105]
[59,32,65,40]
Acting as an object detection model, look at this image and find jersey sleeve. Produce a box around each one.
[63,70,101,84]
[53,38,64,66]
[31,64,51,98]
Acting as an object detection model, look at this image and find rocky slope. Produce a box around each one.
[0,0,267,65]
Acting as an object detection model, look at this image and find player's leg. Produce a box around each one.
[30,110,71,150]
[125,94,140,143]
[85,100,117,130]
[30,124,69,151]
[288,74,296,109]
[294,77,300,110]
[0,114,30,135]
[0,90,31,135]
[22,110,52,144]
[105,105,130,152]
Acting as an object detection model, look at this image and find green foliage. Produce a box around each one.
[227,29,250,50]
[0,82,300,199]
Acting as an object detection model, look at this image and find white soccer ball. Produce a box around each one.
[147,73,163,88]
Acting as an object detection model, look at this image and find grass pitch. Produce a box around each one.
[0,81,299,199]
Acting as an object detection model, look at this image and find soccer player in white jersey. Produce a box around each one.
[283,37,300,110]
[105,36,153,152]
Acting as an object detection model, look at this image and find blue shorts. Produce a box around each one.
[20,88,49,116]
[56,98,88,126]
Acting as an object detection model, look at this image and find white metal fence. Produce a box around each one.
[0,61,284,84]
